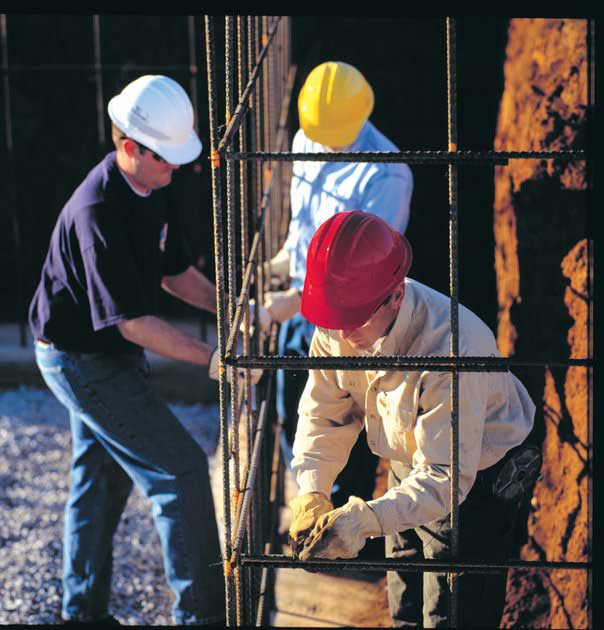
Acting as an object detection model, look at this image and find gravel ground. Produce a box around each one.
[0,386,224,626]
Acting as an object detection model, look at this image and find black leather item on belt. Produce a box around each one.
[478,442,542,503]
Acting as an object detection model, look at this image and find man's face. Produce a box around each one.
[338,284,405,350]
[124,139,180,191]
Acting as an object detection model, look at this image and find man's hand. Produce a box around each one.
[298,496,383,561]
[240,299,273,337]
[288,492,333,557]
[265,288,301,323]
[208,347,263,385]
[263,248,291,287]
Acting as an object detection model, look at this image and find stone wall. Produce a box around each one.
[492,19,590,629]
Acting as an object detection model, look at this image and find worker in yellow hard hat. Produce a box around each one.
[257,61,414,516]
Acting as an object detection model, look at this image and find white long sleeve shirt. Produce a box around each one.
[284,121,413,289]
[291,279,535,535]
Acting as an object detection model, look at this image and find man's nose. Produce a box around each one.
[168,162,181,171]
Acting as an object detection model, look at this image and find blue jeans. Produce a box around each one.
[35,342,225,625]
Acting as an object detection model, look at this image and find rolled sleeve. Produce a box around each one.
[368,370,489,535]
[291,330,363,497]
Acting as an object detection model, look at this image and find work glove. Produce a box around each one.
[298,496,383,561]
[239,299,272,337]
[208,347,263,385]
[265,288,301,323]
[288,492,333,558]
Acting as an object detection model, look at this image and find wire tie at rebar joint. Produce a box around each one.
[224,559,234,577]
[210,149,221,169]
[449,142,458,152]
[263,165,271,186]
[225,111,231,125]
[262,34,268,46]
[232,487,241,505]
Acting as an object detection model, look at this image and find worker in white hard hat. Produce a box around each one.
[257,61,414,511]
[288,211,539,628]
[29,75,258,626]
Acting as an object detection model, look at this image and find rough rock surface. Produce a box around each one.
[492,19,590,630]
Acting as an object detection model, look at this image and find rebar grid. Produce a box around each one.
[204,15,593,629]
[204,15,293,625]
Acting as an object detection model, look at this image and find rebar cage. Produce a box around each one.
[203,15,593,628]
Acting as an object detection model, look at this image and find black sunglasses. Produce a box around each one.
[120,136,167,163]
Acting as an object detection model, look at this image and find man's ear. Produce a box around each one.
[122,138,139,158]
[391,281,406,309]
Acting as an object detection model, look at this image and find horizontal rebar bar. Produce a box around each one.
[225,149,585,164]
[230,399,269,563]
[226,354,592,371]
[217,17,281,154]
[240,554,591,574]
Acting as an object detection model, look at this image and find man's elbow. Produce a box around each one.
[116,318,144,342]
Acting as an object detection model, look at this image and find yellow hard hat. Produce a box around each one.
[298,61,374,147]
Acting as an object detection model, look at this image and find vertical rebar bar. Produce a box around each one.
[224,14,244,625]
[1,14,26,348]
[203,15,235,625]
[446,16,460,629]
[92,15,105,150]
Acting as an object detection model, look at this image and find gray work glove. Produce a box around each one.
[288,492,333,557]
[208,347,263,385]
[299,496,383,561]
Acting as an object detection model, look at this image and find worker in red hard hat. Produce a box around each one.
[288,211,540,628]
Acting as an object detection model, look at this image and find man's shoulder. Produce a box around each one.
[357,123,411,180]
[292,128,321,153]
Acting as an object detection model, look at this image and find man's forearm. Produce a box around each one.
[117,315,213,365]
[161,265,217,313]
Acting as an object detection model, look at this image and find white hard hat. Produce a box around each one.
[108,75,202,165]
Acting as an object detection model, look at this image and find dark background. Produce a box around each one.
[0,15,509,333]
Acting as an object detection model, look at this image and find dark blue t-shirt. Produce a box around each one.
[29,152,192,353]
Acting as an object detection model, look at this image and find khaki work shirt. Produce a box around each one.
[291,279,536,536]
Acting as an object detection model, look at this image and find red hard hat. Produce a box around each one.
[301,210,413,329]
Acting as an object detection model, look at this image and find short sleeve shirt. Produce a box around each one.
[29,152,191,353]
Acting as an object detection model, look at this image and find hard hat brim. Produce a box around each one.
[108,95,202,165]
[301,286,378,330]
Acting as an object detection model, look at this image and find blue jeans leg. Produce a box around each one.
[63,409,133,621]
[276,313,315,447]
[35,344,225,625]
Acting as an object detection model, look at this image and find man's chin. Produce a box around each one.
[347,338,371,350]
